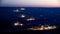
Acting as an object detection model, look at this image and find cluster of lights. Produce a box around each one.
[27,25,57,30]
[19,14,36,21]
[13,8,25,12]
[19,14,35,21]
[13,8,36,22]
[14,22,23,26]
[12,8,58,30]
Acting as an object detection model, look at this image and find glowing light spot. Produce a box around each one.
[27,17,35,21]
[14,22,24,26]
[52,26,57,29]
[20,14,26,18]
[14,22,19,26]
[48,26,52,29]
[41,25,44,27]
[13,9,19,12]
[20,8,25,10]
[45,27,48,30]
[19,23,23,26]
[39,28,44,30]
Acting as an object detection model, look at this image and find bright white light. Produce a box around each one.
[14,22,23,26]
[20,14,26,18]
[19,24,23,26]
[48,26,52,29]
[14,22,19,26]
[14,23,19,26]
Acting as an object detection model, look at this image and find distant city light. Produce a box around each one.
[39,28,44,30]
[14,22,23,26]
[44,27,48,30]
[13,9,19,12]
[41,25,44,27]
[27,17,35,21]
[27,25,57,30]
[19,23,23,26]
[14,22,20,26]
[48,26,52,29]
[20,14,26,18]
[20,8,25,10]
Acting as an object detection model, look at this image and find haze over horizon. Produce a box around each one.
[0,0,60,7]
